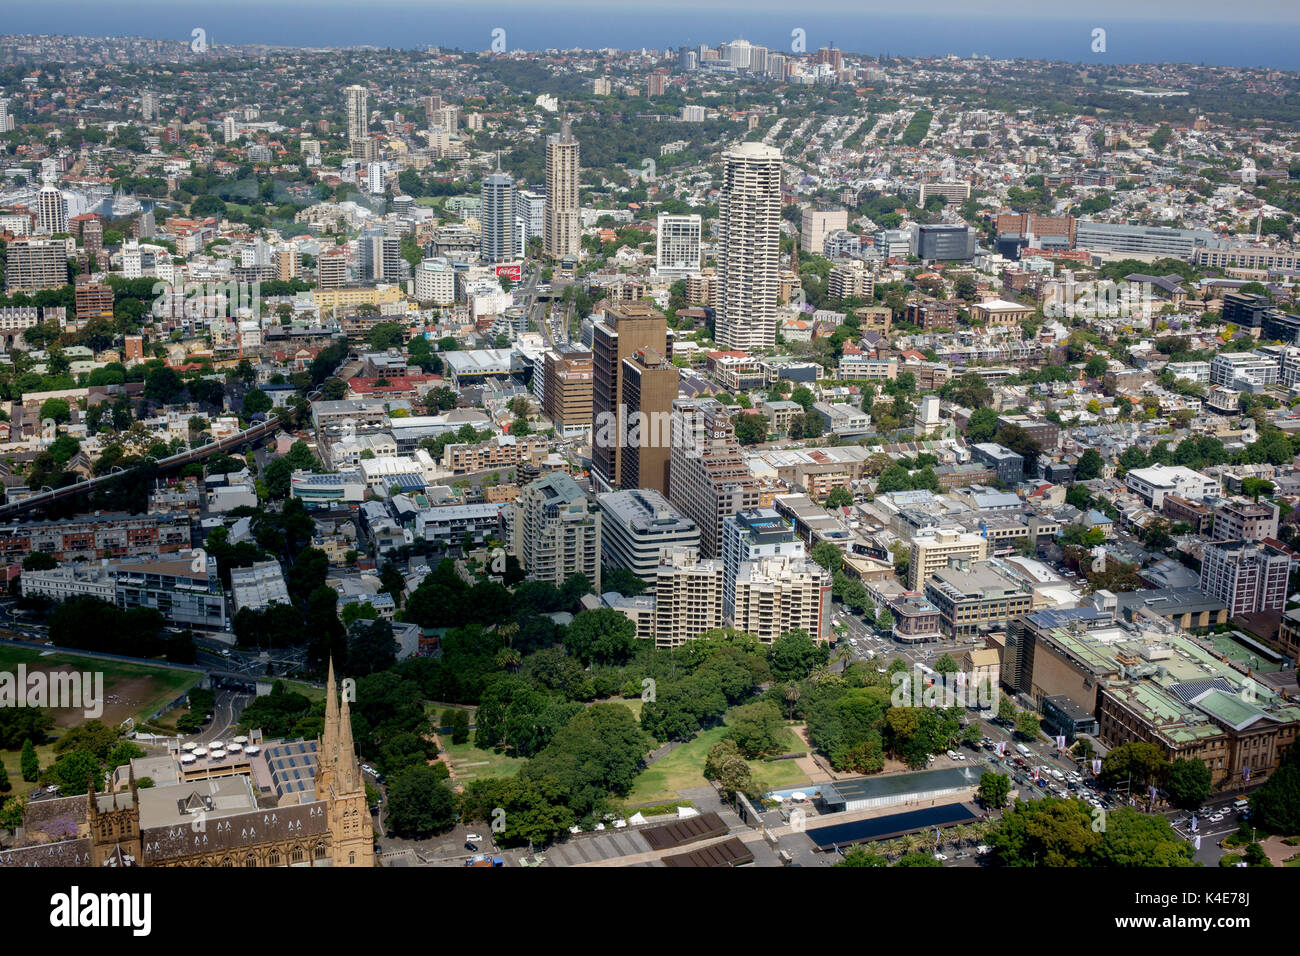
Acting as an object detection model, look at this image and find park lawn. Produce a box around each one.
[594,696,643,720]
[626,721,812,806]
[0,740,59,798]
[276,680,326,702]
[440,738,526,781]
[0,645,201,729]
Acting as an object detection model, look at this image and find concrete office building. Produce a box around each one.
[544,117,580,259]
[599,489,700,582]
[1073,221,1212,258]
[907,528,989,591]
[514,188,546,243]
[480,172,517,263]
[913,223,975,261]
[514,472,601,592]
[801,207,849,256]
[1199,540,1290,618]
[656,213,703,277]
[716,142,782,350]
[668,400,763,558]
[924,561,1034,640]
[590,302,672,493]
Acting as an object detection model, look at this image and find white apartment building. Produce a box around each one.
[513,471,601,591]
[732,555,832,643]
[1125,464,1220,508]
[716,142,782,350]
[414,258,456,305]
[655,213,703,277]
[20,563,116,603]
[651,550,726,648]
[1210,352,1278,390]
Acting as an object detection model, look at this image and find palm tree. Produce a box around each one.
[783,683,802,720]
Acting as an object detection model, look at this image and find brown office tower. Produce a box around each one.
[543,347,594,435]
[619,346,678,494]
[668,399,762,558]
[590,302,674,492]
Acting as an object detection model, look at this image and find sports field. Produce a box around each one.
[0,645,202,729]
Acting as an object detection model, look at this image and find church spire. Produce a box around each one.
[337,680,359,793]
[322,656,339,753]
[315,657,340,800]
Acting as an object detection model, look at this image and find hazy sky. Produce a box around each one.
[18,0,1300,22]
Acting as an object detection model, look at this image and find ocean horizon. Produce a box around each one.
[3,5,1300,70]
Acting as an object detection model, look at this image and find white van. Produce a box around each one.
[1233,799,1249,811]
[1016,743,1032,757]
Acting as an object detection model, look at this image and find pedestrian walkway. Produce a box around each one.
[542,829,652,866]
